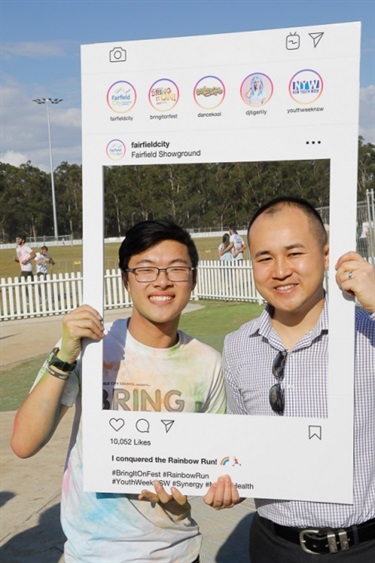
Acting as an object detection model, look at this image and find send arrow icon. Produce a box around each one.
[309,32,324,48]
[161,420,175,433]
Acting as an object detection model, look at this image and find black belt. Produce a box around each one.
[261,516,375,555]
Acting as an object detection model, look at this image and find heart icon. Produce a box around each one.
[109,418,125,431]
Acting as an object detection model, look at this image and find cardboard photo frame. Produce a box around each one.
[81,22,360,501]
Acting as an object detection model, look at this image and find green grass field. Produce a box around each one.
[0,300,263,412]
[0,236,242,278]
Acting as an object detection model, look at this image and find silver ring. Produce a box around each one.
[348,271,353,280]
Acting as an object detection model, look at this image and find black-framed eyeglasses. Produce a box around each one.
[125,266,195,283]
[269,350,287,416]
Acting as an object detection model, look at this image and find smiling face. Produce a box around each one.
[122,239,195,347]
[249,206,329,326]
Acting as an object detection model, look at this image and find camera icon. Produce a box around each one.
[109,47,126,63]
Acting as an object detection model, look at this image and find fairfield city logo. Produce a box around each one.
[107,81,136,113]
[289,69,323,104]
[106,139,126,160]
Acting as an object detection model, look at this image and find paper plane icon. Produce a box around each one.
[309,32,324,48]
[161,420,175,433]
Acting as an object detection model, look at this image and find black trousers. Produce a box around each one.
[20,271,33,280]
[249,513,375,563]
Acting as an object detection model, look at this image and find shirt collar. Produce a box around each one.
[248,295,329,346]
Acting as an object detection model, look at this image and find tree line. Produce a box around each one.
[1,138,374,243]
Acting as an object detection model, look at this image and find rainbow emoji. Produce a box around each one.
[220,456,230,465]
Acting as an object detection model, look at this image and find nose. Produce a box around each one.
[273,257,292,280]
[153,269,172,287]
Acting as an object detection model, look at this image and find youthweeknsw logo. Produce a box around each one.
[289,69,323,104]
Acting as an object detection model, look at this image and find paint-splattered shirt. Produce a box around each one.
[43,319,225,562]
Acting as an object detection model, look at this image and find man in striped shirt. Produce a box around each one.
[206,196,375,562]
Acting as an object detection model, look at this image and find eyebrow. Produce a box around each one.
[132,258,191,266]
[253,243,306,259]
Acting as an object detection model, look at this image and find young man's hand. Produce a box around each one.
[59,305,104,363]
[139,480,191,521]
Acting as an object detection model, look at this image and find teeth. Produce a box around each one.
[150,295,173,302]
[276,285,294,291]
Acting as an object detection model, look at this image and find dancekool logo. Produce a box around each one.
[289,69,323,104]
[106,139,126,160]
[193,75,226,109]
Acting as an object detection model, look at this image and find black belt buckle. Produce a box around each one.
[299,528,350,554]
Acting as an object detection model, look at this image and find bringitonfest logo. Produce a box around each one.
[148,78,179,112]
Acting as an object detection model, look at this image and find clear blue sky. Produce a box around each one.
[1,0,374,171]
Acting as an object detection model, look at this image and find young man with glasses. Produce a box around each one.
[11,220,226,563]
[205,197,375,562]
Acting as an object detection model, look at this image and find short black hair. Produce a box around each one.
[118,220,199,273]
[41,245,48,251]
[17,234,26,241]
[248,196,328,248]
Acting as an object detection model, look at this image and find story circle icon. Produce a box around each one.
[240,72,273,107]
[288,69,323,104]
[148,78,179,112]
[193,75,226,110]
[106,139,126,160]
[107,81,136,113]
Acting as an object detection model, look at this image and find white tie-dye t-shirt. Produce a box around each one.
[37,319,225,562]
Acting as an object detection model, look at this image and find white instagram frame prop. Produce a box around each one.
[81,22,360,501]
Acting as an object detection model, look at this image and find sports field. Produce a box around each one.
[0,236,244,278]
[0,300,263,412]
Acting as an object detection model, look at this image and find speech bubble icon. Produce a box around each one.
[109,418,125,432]
[136,418,150,433]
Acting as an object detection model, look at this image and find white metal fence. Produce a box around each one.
[0,261,264,321]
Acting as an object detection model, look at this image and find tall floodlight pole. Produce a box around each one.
[33,97,63,240]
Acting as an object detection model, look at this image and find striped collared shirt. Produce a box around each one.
[223,299,375,527]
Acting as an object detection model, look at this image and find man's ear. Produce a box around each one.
[121,271,129,292]
[191,269,197,291]
[324,244,329,269]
